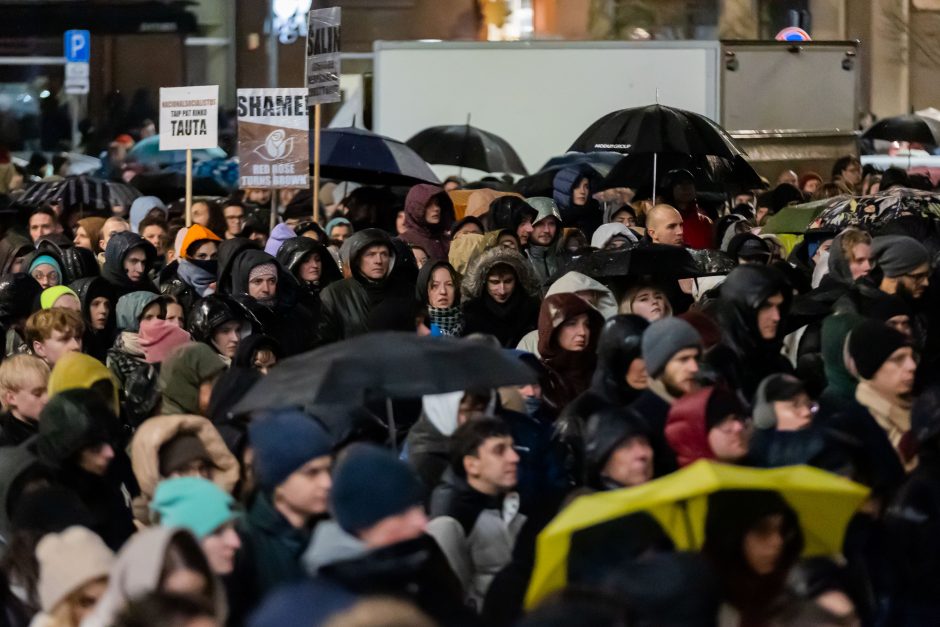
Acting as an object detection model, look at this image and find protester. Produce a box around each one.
[665,386,752,466]
[537,293,604,411]
[101,232,157,299]
[158,343,227,416]
[187,295,251,364]
[28,207,58,244]
[399,184,455,261]
[582,407,655,490]
[644,204,685,246]
[428,418,525,609]
[524,197,563,285]
[659,169,714,249]
[415,259,464,337]
[0,354,49,446]
[275,236,342,309]
[461,247,540,347]
[74,217,106,255]
[25,308,84,367]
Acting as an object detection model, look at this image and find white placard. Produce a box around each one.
[159,85,219,151]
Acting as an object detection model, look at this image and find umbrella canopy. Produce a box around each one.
[315,127,440,187]
[525,460,869,607]
[19,175,141,212]
[407,124,528,175]
[599,153,764,197]
[809,187,940,230]
[129,171,229,204]
[233,332,534,414]
[128,135,227,166]
[514,151,623,197]
[862,114,940,146]
[562,245,710,281]
[762,196,845,234]
[569,104,745,160]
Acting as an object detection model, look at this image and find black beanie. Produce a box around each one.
[705,388,746,431]
[847,319,910,380]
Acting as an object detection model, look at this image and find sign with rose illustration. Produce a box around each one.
[236,88,310,189]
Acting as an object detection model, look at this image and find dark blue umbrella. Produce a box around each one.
[514,151,623,197]
[313,127,440,186]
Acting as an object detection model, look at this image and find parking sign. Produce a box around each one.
[64,30,90,63]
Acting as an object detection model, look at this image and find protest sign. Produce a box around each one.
[237,88,310,190]
[159,85,219,151]
[305,7,342,105]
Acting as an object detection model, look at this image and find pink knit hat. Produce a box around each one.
[139,318,192,364]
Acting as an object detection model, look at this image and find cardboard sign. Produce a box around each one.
[305,7,342,105]
[159,85,219,151]
[236,88,310,189]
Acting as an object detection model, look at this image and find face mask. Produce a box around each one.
[188,258,219,276]
[523,395,542,417]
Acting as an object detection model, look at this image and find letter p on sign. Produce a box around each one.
[64,30,90,63]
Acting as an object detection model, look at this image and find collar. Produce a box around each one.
[648,378,678,405]
[856,380,912,432]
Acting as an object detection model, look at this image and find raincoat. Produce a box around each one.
[461,248,540,348]
[399,184,455,261]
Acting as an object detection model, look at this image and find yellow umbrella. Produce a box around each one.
[525,460,869,608]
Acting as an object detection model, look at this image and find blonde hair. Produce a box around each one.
[0,354,50,406]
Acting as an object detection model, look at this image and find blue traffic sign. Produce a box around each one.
[64,30,91,63]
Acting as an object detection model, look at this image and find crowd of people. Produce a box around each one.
[0,142,935,627]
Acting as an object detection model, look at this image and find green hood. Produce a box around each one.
[821,313,865,400]
[159,344,226,415]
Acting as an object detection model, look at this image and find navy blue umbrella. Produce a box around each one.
[514,151,623,197]
[313,127,440,186]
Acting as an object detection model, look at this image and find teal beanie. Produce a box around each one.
[151,476,239,539]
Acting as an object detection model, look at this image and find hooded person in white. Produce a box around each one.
[590,222,638,250]
[516,271,617,356]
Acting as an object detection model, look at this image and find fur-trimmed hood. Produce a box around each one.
[461,247,540,301]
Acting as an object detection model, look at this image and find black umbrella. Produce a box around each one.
[862,114,940,145]
[313,127,440,186]
[19,175,141,211]
[600,154,764,198]
[562,245,716,281]
[514,151,623,197]
[568,104,750,196]
[569,104,744,159]
[234,332,534,414]
[406,124,528,175]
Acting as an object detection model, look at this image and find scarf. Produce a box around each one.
[856,380,917,470]
[428,305,464,337]
[177,259,217,297]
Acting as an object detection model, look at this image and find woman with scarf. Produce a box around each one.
[415,260,464,337]
[537,293,604,413]
[160,225,221,316]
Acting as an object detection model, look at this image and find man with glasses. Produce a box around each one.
[222,200,247,239]
[871,235,931,301]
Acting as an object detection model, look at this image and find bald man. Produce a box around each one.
[646,204,684,247]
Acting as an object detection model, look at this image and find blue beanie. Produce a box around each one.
[28,255,62,278]
[249,409,334,493]
[330,444,424,535]
[151,477,239,539]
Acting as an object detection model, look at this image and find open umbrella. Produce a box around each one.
[315,127,440,187]
[407,124,528,176]
[599,153,764,198]
[525,460,869,607]
[562,245,713,281]
[862,114,940,146]
[762,196,846,234]
[128,135,227,166]
[234,332,534,414]
[19,175,141,212]
[809,187,940,230]
[514,151,623,197]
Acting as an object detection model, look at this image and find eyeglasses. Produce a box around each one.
[783,398,820,414]
[905,270,930,284]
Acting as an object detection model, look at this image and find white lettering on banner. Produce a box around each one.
[237,87,310,190]
[304,7,342,105]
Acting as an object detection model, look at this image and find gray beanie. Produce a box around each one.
[641,317,702,378]
[871,235,930,278]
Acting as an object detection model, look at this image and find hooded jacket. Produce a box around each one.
[553,165,602,238]
[186,294,252,355]
[399,184,455,261]
[318,229,412,344]
[301,521,468,625]
[555,315,650,483]
[35,389,136,550]
[158,343,227,415]
[709,265,794,397]
[524,197,563,286]
[490,196,537,235]
[538,293,604,412]
[71,277,117,362]
[517,271,617,355]
[583,406,654,489]
[108,292,164,428]
[0,445,43,541]
[664,387,720,468]
[48,352,121,417]
[128,196,166,232]
[128,413,239,520]
[83,527,226,627]
[216,237,260,295]
[404,391,463,491]
[230,249,318,355]
[100,231,157,298]
[276,236,342,296]
[427,469,526,609]
[0,273,41,356]
[461,247,540,348]
[0,232,33,275]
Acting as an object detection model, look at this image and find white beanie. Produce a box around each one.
[36,526,114,612]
